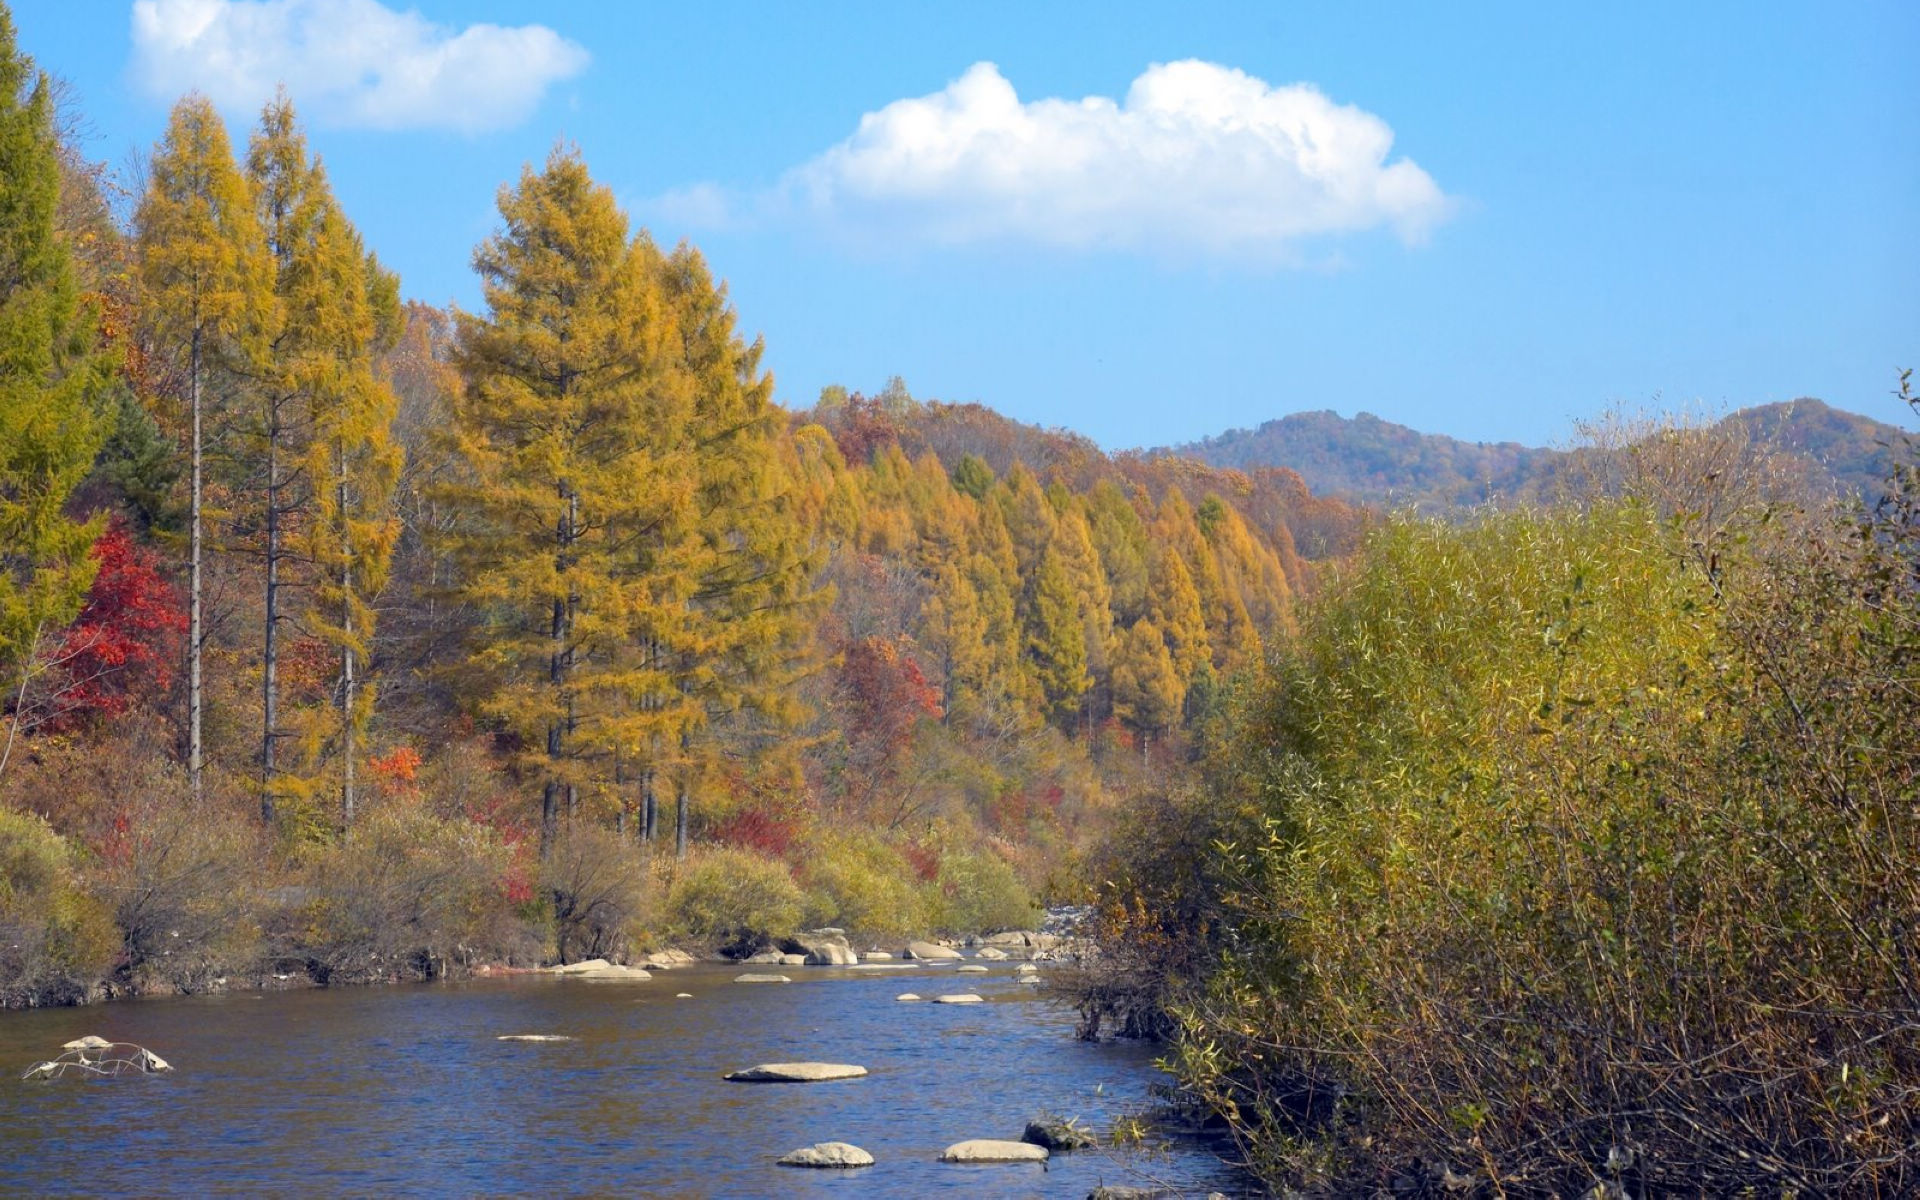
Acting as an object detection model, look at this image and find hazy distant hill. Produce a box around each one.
[1172,399,1909,511]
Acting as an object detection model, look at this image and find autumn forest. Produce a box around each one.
[5,6,1918,1193]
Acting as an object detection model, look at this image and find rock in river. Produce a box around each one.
[777,1142,874,1168]
[932,993,984,1004]
[975,947,1009,960]
[724,1062,868,1083]
[903,940,963,961]
[957,964,989,973]
[940,1139,1049,1163]
[733,973,791,984]
[895,993,922,1002]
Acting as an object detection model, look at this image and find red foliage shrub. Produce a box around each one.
[39,519,186,731]
[707,806,799,859]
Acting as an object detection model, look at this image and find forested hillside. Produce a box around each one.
[1176,398,1908,511]
[0,6,1357,1004]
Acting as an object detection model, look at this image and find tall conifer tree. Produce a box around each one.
[0,7,112,731]
[135,94,274,800]
[444,148,688,854]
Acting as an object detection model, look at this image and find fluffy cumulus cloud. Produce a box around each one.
[130,0,589,133]
[765,60,1451,257]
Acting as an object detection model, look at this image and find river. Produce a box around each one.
[0,960,1245,1196]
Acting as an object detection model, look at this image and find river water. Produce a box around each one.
[0,961,1244,1196]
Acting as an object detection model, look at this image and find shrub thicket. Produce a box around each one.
[664,846,806,954]
[1090,392,1920,1194]
[0,808,117,1006]
[294,807,528,983]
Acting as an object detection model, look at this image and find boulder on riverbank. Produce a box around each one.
[640,949,697,969]
[903,940,962,961]
[940,1139,1048,1163]
[724,1062,867,1082]
[788,929,858,965]
[777,1142,874,1168]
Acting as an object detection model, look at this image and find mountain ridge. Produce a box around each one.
[1165,398,1911,511]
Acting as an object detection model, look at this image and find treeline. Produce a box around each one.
[1087,391,1920,1192]
[0,6,1337,1002]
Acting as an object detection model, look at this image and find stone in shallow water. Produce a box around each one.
[975,946,1009,960]
[939,1139,1049,1163]
[497,1034,573,1042]
[570,964,652,981]
[861,950,893,961]
[903,940,963,961]
[777,1141,874,1168]
[932,993,984,1004]
[724,1062,868,1083]
[895,993,922,1002]
[957,965,989,973]
[547,958,612,974]
[733,973,791,983]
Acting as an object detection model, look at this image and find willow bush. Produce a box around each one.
[1096,418,1919,1194]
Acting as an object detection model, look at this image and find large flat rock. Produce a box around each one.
[570,964,651,981]
[732,973,791,984]
[903,940,963,961]
[547,958,613,974]
[932,993,984,1004]
[940,1139,1049,1163]
[724,1062,868,1083]
[777,1141,874,1168]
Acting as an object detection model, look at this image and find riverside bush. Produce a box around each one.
[0,808,116,1006]
[664,846,805,954]
[1093,432,1920,1195]
[543,823,650,964]
[96,777,263,993]
[927,846,1040,935]
[295,808,525,983]
[799,830,928,939]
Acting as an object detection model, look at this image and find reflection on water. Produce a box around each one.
[0,964,1244,1196]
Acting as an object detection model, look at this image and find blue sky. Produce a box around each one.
[14,1,1918,448]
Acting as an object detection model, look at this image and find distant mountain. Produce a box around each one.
[1171,399,1910,511]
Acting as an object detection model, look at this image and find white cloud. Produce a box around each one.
[130,0,589,133]
[672,60,1450,259]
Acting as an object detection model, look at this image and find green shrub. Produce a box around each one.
[1097,487,1920,1193]
[799,830,927,939]
[664,846,804,954]
[0,807,116,1006]
[926,847,1039,935]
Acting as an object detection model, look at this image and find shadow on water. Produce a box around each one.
[0,963,1247,1196]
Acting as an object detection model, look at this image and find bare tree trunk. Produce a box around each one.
[188,327,204,801]
[642,764,656,843]
[674,776,689,860]
[261,411,280,826]
[339,458,356,828]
